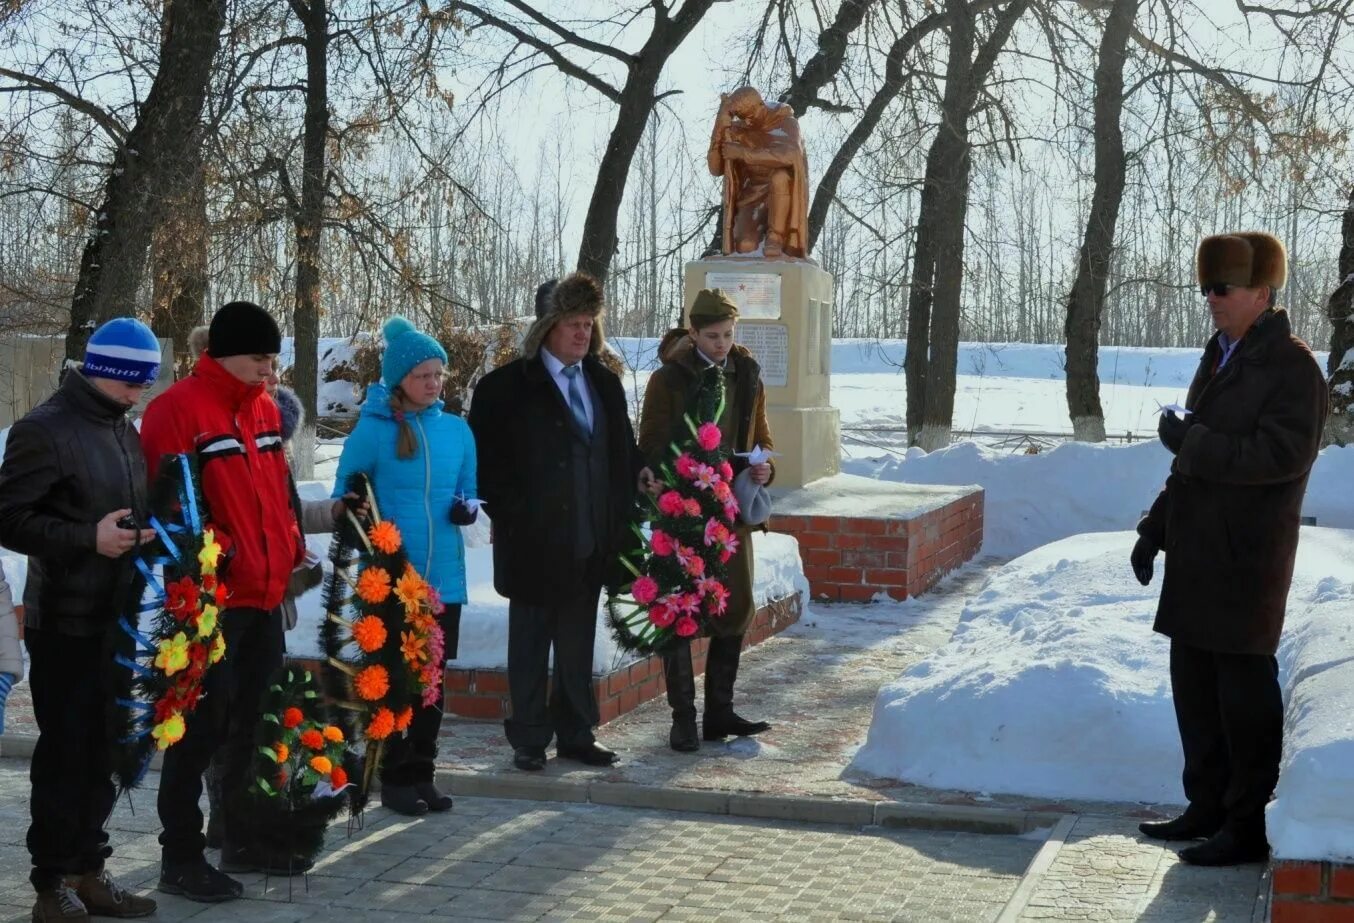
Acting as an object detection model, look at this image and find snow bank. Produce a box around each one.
[847,440,1354,559]
[853,526,1354,861]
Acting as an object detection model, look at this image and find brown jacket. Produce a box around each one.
[1139,309,1326,655]
[639,330,774,636]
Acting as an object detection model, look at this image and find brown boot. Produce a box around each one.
[32,883,88,923]
[65,870,156,919]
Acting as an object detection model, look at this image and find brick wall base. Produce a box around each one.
[1272,860,1354,921]
[773,490,984,602]
[289,591,802,723]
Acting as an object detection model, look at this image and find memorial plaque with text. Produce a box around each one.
[736,323,789,387]
[705,272,782,320]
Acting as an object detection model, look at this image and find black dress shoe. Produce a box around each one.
[1138,807,1224,842]
[415,781,454,812]
[513,747,546,771]
[669,718,700,753]
[1178,827,1269,866]
[703,711,771,741]
[556,742,619,766]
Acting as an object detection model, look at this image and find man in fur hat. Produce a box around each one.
[468,273,655,771]
[1133,232,1326,866]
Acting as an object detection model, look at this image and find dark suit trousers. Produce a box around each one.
[1169,639,1283,832]
[505,587,601,750]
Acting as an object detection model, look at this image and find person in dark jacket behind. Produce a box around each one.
[0,318,161,923]
[468,273,654,772]
[1134,232,1327,867]
[140,301,305,898]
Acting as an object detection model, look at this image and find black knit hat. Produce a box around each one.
[208,301,282,358]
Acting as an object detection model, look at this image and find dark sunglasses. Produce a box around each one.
[1200,283,1233,297]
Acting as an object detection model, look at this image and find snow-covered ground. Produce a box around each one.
[850,527,1354,862]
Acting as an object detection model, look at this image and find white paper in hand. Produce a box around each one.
[455,494,484,513]
[1156,402,1192,417]
[734,444,780,465]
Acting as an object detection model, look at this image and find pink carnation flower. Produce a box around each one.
[631,575,659,605]
[718,460,734,480]
[712,480,732,503]
[658,490,686,517]
[678,593,703,616]
[684,555,706,578]
[674,454,697,478]
[675,615,699,638]
[649,600,677,628]
[650,529,675,556]
[697,422,722,452]
[683,498,702,517]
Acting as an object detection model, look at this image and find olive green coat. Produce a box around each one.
[638,330,774,637]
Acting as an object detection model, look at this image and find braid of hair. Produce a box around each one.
[390,388,418,460]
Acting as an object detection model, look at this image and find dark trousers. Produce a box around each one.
[1169,639,1283,833]
[26,629,117,891]
[158,607,283,863]
[381,605,461,786]
[505,588,601,750]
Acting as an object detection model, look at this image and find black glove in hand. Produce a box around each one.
[1157,410,1191,455]
[1130,535,1158,586]
[449,499,478,526]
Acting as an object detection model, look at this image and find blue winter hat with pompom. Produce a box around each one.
[381,316,448,389]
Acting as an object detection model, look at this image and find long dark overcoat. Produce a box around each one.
[468,352,642,605]
[1139,309,1326,655]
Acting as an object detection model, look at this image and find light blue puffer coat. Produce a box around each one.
[332,382,478,604]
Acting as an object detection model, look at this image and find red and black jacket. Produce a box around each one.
[140,354,303,612]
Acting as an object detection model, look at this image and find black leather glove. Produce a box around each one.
[449,499,478,526]
[1157,410,1191,455]
[1130,535,1158,586]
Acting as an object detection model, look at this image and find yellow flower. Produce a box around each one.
[152,714,185,750]
[322,725,344,743]
[209,631,226,664]
[309,755,333,774]
[199,530,222,575]
[196,603,217,640]
[154,632,191,676]
[400,630,427,667]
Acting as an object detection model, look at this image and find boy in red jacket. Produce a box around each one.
[140,301,305,901]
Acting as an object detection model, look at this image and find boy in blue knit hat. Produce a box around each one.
[0,317,160,923]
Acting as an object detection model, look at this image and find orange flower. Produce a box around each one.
[309,755,333,774]
[354,664,390,701]
[351,615,387,653]
[400,630,427,666]
[395,567,428,610]
[394,706,414,732]
[367,707,395,740]
[274,742,290,763]
[368,521,402,555]
[404,609,435,633]
[300,728,324,750]
[356,567,392,604]
[330,767,349,788]
[322,725,344,743]
[282,707,303,729]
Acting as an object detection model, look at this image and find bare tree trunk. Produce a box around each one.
[906,0,1029,449]
[292,0,328,479]
[576,0,719,280]
[1323,185,1354,446]
[65,0,224,360]
[1064,0,1139,442]
[150,148,207,376]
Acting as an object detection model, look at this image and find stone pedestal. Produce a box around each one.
[683,258,839,489]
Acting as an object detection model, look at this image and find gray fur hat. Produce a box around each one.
[733,468,771,526]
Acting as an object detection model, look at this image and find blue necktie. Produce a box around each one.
[561,364,590,433]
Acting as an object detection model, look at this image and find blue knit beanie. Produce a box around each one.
[381,316,447,389]
[83,317,161,384]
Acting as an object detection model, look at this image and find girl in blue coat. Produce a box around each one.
[333,316,478,816]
